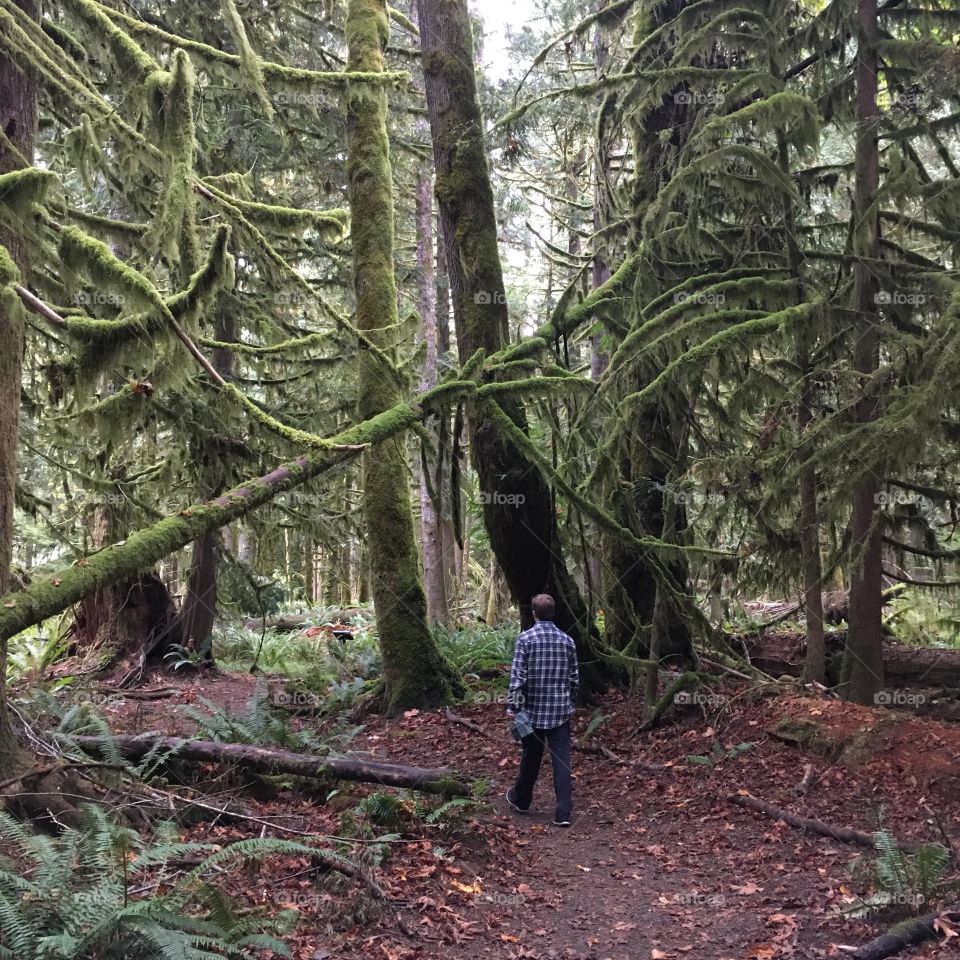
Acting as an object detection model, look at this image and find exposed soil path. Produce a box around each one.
[107,675,960,960]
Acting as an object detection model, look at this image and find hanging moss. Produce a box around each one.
[621,300,823,410]
[0,3,161,163]
[143,49,198,266]
[219,0,273,117]
[63,0,157,81]
[0,167,57,223]
[96,2,410,90]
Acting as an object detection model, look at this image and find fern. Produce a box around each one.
[424,798,477,825]
[0,805,345,959]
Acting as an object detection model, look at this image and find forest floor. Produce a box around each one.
[100,670,960,960]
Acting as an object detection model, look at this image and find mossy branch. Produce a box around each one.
[0,399,437,641]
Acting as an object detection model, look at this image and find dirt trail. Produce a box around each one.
[110,676,960,960]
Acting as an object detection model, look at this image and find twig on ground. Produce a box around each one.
[444,708,486,735]
[729,792,934,852]
[795,763,816,795]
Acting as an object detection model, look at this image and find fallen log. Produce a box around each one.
[242,610,365,632]
[845,902,960,960]
[63,734,473,796]
[739,633,960,690]
[728,792,934,853]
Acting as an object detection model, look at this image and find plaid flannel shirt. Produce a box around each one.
[507,620,579,729]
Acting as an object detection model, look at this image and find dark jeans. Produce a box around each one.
[512,721,572,820]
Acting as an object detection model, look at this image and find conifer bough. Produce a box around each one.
[0,402,425,642]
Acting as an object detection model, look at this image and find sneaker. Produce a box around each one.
[505,790,530,813]
[551,818,572,827]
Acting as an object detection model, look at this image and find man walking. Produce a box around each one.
[505,593,579,826]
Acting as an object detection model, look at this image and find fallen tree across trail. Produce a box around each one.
[63,734,474,796]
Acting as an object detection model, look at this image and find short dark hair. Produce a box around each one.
[531,594,556,621]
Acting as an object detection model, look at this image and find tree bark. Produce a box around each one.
[66,734,471,795]
[417,0,608,694]
[843,0,885,704]
[0,0,38,777]
[415,170,449,627]
[179,315,236,661]
[344,0,462,713]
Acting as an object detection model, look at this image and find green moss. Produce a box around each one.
[345,0,463,714]
[0,167,57,221]
[0,243,20,287]
[64,0,157,80]
[219,0,273,116]
[201,182,348,237]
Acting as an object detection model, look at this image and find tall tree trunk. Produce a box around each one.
[179,317,235,662]
[415,171,450,626]
[417,0,609,695]
[775,129,826,684]
[599,0,697,668]
[434,215,458,603]
[842,0,885,704]
[0,0,38,774]
[345,0,461,714]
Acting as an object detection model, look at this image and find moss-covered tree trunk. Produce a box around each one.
[775,129,826,685]
[599,0,698,669]
[417,0,609,696]
[344,0,461,714]
[842,0,885,705]
[0,0,38,778]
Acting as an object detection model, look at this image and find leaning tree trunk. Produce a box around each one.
[344,0,462,714]
[0,0,39,778]
[842,0,885,705]
[417,0,609,695]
